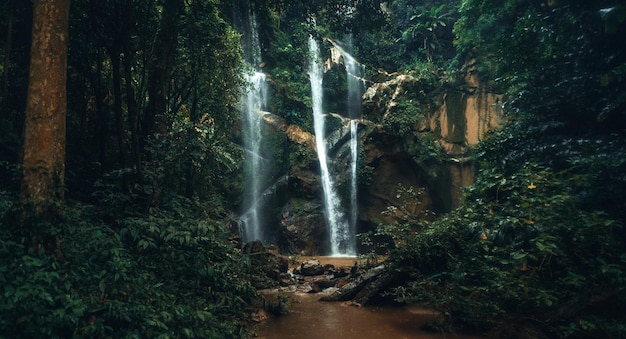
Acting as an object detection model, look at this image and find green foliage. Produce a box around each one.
[359,184,430,256]
[143,112,242,206]
[454,0,626,130]
[263,294,291,317]
[379,68,441,137]
[386,123,626,336]
[377,68,446,171]
[382,99,423,137]
[357,145,374,188]
[398,4,454,62]
[288,142,315,172]
[177,0,244,128]
[0,189,257,338]
[65,0,244,200]
[261,12,311,124]
[352,1,458,71]
[378,184,429,247]
[381,4,626,334]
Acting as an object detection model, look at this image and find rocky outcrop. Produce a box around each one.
[260,111,316,151]
[260,256,388,305]
[356,60,503,221]
[429,87,502,156]
[249,55,502,255]
[243,241,293,289]
[257,256,394,307]
[294,258,325,276]
[319,264,391,305]
[363,73,418,120]
[278,199,329,255]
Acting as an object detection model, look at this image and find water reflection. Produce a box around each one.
[255,292,483,339]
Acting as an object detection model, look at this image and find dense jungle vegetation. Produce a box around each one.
[1,0,625,337]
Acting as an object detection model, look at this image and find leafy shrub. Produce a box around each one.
[386,126,626,337]
[0,190,258,338]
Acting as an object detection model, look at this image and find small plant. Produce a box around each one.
[288,255,301,266]
[358,251,380,268]
[264,294,291,316]
[398,4,453,62]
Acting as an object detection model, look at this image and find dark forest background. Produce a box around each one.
[1,0,625,337]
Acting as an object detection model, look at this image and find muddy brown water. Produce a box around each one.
[254,257,483,339]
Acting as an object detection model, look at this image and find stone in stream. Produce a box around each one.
[319,264,396,305]
[310,278,336,292]
[296,258,325,276]
[243,240,291,288]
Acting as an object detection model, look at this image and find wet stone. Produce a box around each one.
[299,258,325,276]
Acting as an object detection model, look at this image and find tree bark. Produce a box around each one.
[143,0,183,135]
[21,0,71,214]
[109,45,128,172]
[123,41,142,181]
[1,0,15,113]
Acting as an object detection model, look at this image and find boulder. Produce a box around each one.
[243,241,290,289]
[243,240,265,254]
[278,272,296,287]
[278,200,329,255]
[319,264,387,303]
[299,258,325,276]
[311,278,337,291]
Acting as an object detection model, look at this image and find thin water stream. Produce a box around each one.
[239,9,270,244]
[308,36,353,256]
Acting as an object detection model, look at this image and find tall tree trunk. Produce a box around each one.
[123,43,142,182]
[21,0,71,215]
[92,48,108,169]
[109,45,129,192]
[1,0,15,114]
[144,0,183,135]
[123,0,143,183]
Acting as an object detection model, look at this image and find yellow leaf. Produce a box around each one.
[528,182,537,189]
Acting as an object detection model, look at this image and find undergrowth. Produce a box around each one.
[0,190,257,338]
[385,123,626,338]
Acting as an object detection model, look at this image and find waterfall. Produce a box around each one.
[349,119,358,248]
[340,35,365,251]
[308,36,354,256]
[341,36,365,120]
[239,11,269,244]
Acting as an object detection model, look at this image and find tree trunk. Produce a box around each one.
[92,48,108,169]
[21,0,71,214]
[123,42,142,181]
[1,0,15,114]
[109,44,128,191]
[143,0,183,135]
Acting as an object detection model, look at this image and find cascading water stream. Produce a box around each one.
[349,119,358,246]
[338,35,365,252]
[308,36,354,256]
[239,11,269,244]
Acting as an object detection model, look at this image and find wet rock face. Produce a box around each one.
[429,87,502,156]
[254,58,502,256]
[259,257,392,307]
[289,258,354,294]
[277,200,329,255]
[360,151,434,225]
[295,258,325,276]
[243,241,292,289]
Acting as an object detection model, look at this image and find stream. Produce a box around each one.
[254,257,484,339]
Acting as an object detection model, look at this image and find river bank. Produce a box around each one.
[253,256,485,339]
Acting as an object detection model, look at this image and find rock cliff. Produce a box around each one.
[250,57,502,255]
